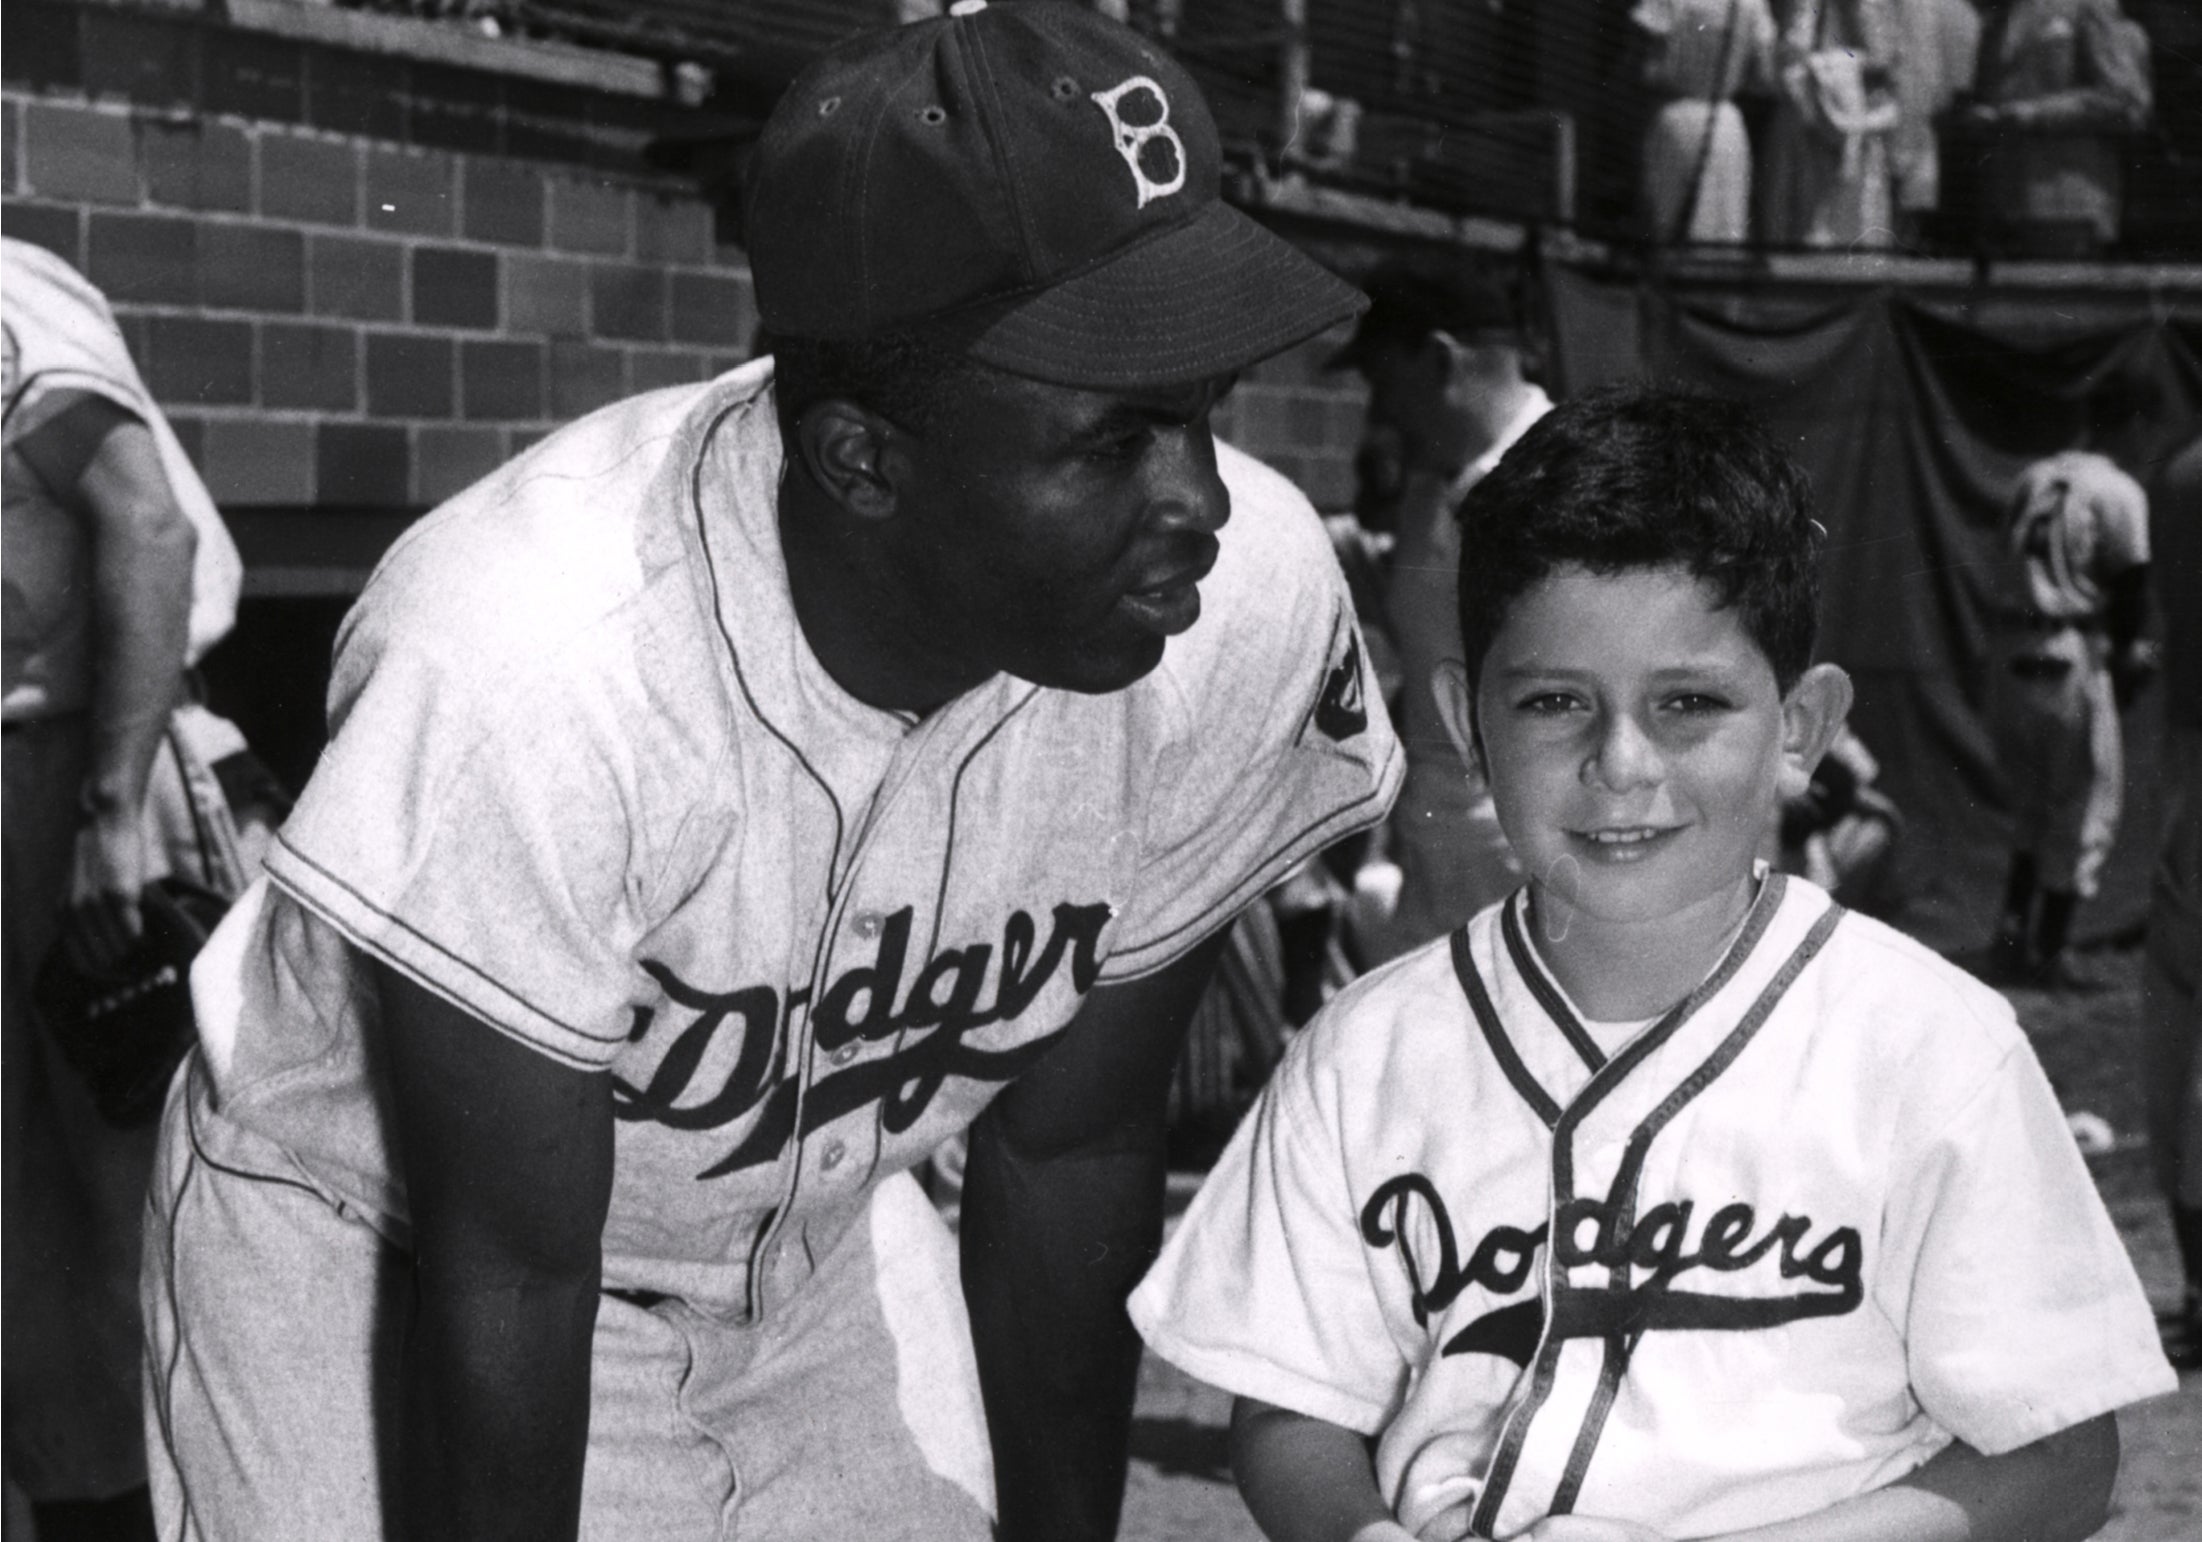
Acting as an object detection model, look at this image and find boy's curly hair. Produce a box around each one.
[1456,383,1825,696]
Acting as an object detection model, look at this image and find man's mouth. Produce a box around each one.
[1119,547,1219,638]
[1119,577,1203,636]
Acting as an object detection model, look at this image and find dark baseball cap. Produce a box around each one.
[1325,260,1522,371]
[745,0,1365,389]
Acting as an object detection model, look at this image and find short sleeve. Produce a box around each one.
[1131,1030,1410,1434]
[264,603,659,1070]
[2,238,240,659]
[1885,1038,2175,1453]
[1102,448,1402,978]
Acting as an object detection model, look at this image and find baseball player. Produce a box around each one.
[1985,448,2155,987]
[1132,388,2173,1542]
[141,6,1398,1540]
[3,235,243,1540]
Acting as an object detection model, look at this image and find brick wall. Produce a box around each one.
[2,1,758,524]
[1,0,1370,557]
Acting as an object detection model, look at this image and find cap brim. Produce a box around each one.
[938,203,1366,389]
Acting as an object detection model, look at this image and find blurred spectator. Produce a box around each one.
[1963,0,2152,255]
[1762,0,1904,246]
[2,237,241,1540]
[1984,448,2154,988]
[1891,0,1983,235]
[1328,262,1546,965]
[1631,0,1778,244]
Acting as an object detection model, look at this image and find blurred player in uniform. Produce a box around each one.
[140,7,1398,1542]
[1132,387,2173,1542]
[1985,448,2155,987]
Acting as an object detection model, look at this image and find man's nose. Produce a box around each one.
[1147,431,1230,535]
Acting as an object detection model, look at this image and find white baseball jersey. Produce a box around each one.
[189,358,1401,1322]
[1132,875,2173,1540]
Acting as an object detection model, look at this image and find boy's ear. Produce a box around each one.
[1778,663,1854,803]
[792,399,909,523]
[1432,658,1482,775]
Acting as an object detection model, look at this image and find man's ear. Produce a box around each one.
[792,399,906,522]
[1432,657,1483,775]
[1778,663,1854,803]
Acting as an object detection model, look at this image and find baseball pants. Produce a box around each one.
[142,1059,996,1540]
[1986,627,2122,899]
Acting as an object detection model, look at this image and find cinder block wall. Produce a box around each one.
[1,0,758,519]
[0,0,1369,542]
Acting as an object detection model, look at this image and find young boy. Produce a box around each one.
[1129,387,2175,1542]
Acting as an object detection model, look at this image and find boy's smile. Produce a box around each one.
[1445,564,1845,1005]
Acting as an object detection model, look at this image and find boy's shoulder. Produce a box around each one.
[1267,925,1491,1131]
[1812,901,2025,1056]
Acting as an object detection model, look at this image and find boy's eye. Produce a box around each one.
[1516,691,1582,715]
[1666,692,1730,714]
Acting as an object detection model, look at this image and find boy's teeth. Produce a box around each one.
[1588,828,1656,844]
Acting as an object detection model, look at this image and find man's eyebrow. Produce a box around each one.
[1063,401,1176,443]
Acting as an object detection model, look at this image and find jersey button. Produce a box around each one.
[830,1043,859,1066]
[820,1140,847,1172]
[850,911,884,940]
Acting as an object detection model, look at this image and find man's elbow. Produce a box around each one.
[103,494,198,570]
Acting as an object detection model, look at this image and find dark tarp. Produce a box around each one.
[1543,264,2202,954]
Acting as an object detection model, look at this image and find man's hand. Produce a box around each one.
[63,805,149,975]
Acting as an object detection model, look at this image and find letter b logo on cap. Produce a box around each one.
[1091,75,1186,209]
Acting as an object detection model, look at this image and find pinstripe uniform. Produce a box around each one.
[145,359,1400,1538]
[1133,876,2172,1540]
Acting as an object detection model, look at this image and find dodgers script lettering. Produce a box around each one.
[1360,1172,1865,1367]
[613,901,1112,1178]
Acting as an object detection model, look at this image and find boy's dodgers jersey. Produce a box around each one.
[189,359,1400,1321]
[1132,877,2173,1540]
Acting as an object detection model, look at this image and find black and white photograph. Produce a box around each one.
[3,1,2197,1538]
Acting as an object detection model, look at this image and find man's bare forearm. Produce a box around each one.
[398,1258,602,1541]
[82,425,195,816]
[375,961,616,1542]
[962,1112,1168,1542]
